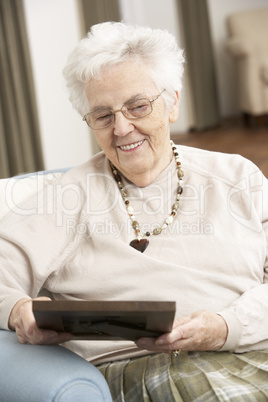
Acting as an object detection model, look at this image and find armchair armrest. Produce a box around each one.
[0,330,112,402]
[226,37,254,58]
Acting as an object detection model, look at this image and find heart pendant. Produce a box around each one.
[129,239,149,253]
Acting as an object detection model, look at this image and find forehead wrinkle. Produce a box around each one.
[89,92,150,113]
[90,105,112,113]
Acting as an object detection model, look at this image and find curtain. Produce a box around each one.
[178,0,220,131]
[0,0,44,179]
[80,0,121,31]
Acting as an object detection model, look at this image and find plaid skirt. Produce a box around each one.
[97,350,268,402]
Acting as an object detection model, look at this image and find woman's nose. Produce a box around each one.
[113,111,134,136]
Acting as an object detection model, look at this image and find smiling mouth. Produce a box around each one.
[119,140,144,151]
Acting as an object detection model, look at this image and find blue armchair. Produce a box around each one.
[0,330,112,401]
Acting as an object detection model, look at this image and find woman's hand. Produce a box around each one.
[136,310,228,354]
[8,297,73,345]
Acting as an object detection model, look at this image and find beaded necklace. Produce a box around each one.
[110,140,184,253]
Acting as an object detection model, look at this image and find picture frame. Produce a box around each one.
[33,300,176,341]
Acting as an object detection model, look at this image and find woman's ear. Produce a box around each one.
[169,91,179,123]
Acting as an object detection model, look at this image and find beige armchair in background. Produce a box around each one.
[226,7,268,126]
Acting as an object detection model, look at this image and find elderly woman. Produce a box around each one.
[0,22,268,401]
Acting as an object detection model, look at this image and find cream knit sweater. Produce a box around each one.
[0,145,267,364]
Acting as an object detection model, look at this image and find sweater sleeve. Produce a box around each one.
[0,178,85,330]
[219,171,268,353]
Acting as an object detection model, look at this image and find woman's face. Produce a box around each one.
[85,61,179,187]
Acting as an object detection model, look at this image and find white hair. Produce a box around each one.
[63,21,185,116]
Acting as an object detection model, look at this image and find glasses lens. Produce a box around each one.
[84,96,156,129]
[124,98,152,119]
[87,109,114,129]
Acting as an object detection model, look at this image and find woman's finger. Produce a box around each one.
[136,310,228,353]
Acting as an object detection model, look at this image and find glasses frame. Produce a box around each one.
[83,89,166,130]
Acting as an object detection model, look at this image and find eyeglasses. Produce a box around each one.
[83,89,166,130]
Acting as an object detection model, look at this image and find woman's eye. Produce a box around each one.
[128,103,149,116]
[96,113,112,121]
[130,100,147,109]
[133,104,147,110]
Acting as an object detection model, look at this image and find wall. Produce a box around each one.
[207,0,268,118]
[23,0,93,170]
